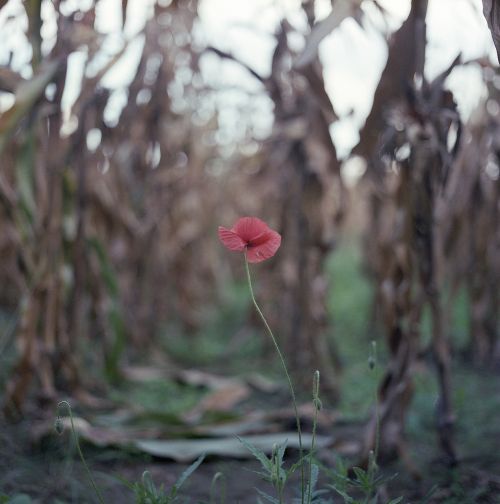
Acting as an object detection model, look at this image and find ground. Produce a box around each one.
[1,242,500,503]
[1,360,500,503]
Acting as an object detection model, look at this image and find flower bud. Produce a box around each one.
[368,355,375,370]
[368,340,377,370]
[368,449,378,472]
[313,370,320,399]
[54,417,64,435]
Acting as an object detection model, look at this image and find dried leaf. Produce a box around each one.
[294,0,363,69]
[0,67,25,93]
[175,369,246,391]
[482,0,500,62]
[134,432,332,462]
[299,62,338,122]
[122,365,170,382]
[0,60,60,150]
[184,383,251,422]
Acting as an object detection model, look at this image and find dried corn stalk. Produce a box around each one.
[1,0,222,414]
[360,0,499,466]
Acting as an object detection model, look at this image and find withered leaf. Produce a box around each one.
[294,0,363,69]
[134,432,332,462]
[482,0,500,62]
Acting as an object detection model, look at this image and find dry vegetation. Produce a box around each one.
[0,0,499,501]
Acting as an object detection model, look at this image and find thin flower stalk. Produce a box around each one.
[244,251,305,504]
[308,370,321,504]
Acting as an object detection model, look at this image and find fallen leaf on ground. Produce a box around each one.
[175,369,246,390]
[122,365,170,382]
[244,373,282,393]
[183,382,251,423]
[134,432,333,462]
[32,416,162,446]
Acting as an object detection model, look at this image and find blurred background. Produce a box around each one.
[0,0,499,501]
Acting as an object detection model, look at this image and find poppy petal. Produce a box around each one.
[246,229,281,263]
[232,217,269,243]
[218,226,246,251]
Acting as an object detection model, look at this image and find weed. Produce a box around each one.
[125,455,205,504]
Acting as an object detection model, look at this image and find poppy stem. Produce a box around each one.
[244,252,305,504]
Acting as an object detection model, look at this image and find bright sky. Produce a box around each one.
[0,0,496,158]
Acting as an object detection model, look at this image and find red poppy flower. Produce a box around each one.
[218,217,281,263]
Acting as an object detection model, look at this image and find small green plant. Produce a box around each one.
[326,452,402,504]
[56,401,204,503]
[325,341,403,504]
[129,455,204,504]
[237,370,326,503]
[240,437,290,503]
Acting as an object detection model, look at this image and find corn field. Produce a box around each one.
[0,0,499,502]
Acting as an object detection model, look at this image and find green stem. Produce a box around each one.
[368,342,380,500]
[308,371,320,504]
[210,472,226,504]
[276,456,284,504]
[57,401,106,504]
[279,486,284,504]
[374,388,380,466]
[244,252,305,504]
[307,412,318,504]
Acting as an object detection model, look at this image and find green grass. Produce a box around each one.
[110,379,205,421]
[326,240,381,419]
[326,240,374,353]
[160,280,263,370]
